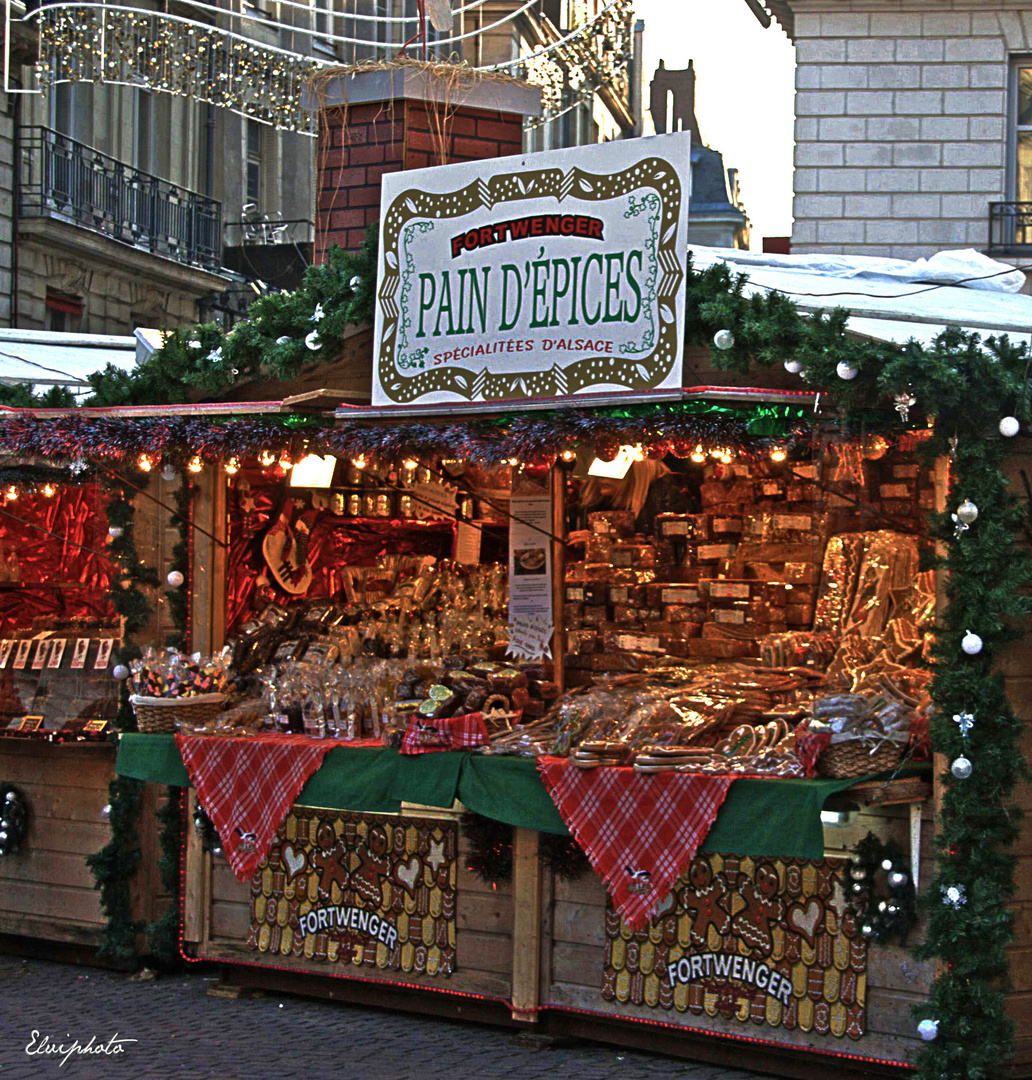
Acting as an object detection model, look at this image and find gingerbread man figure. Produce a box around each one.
[729,861,784,956]
[311,823,348,902]
[351,824,391,908]
[680,857,731,946]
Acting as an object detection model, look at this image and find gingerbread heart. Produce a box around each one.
[395,856,420,896]
[788,898,822,944]
[282,844,306,880]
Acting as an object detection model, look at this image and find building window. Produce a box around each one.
[45,290,84,333]
[246,119,263,207]
[1014,64,1032,202]
[314,0,337,57]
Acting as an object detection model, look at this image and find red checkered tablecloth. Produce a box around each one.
[536,757,735,929]
[176,733,367,881]
[400,712,488,755]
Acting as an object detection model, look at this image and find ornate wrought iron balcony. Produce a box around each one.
[988,201,1032,256]
[18,126,223,272]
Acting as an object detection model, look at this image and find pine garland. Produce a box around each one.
[146,787,184,968]
[85,235,378,408]
[146,476,193,967]
[87,477,160,965]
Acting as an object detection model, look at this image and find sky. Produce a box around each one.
[634,0,797,247]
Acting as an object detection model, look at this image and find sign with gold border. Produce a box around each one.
[602,853,867,1041]
[373,133,691,405]
[248,807,457,979]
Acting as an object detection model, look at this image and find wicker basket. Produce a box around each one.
[130,693,226,734]
[817,738,902,779]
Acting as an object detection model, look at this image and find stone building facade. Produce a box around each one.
[771,2,1032,260]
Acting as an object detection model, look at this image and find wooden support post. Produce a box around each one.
[550,466,566,693]
[191,464,228,655]
[182,790,211,946]
[511,827,542,1022]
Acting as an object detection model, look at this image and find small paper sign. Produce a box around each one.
[0,640,13,669]
[455,520,481,565]
[15,715,44,731]
[83,718,110,733]
[31,640,50,670]
[48,639,67,668]
[94,639,114,670]
[71,638,90,669]
[411,482,458,521]
[12,641,31,669]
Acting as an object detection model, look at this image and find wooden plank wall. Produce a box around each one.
[197,819,515,1003]
[544,807,935,1068]
[0,741,170,949]
[0,742,114,946]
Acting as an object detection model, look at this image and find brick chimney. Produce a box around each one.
[308,67,542,262]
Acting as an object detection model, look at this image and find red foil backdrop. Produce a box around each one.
[225,470,456,634]
[0,484,116,634]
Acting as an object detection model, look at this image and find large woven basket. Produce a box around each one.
[817,738,902,779]
[131,693,226,734]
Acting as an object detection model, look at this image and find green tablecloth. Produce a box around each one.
[116,733,865,860]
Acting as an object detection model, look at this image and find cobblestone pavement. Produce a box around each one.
[0,954,778,1080]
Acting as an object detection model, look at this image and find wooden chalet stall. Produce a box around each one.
[101,84,1032,1078]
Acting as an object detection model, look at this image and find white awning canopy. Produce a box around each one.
[0,328,148,397]
[688,246,1032,343]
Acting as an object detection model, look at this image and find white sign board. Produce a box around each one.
[373,133,692,406]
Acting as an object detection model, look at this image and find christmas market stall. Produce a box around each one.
[2,125,1031,1080]
[0,442,183,959]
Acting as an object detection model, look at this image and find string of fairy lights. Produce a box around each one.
[26,0,634,133]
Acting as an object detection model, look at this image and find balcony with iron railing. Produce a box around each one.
[988,201,1032,258]
[18,126,223,273]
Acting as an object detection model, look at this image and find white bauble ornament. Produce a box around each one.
[101,804,111,819]
[917,1019,939,1042]
[836,361,859,381]
[167,570,185,589]
[305,330,321,351]
[108,526,124,539]
[881,858,893,872]
[276,336,291,345]
[999,416,1020,438]
[187,339,202,350]
[713,329,734,351]
[112,665,130,681]
[961,630,983,655]
[951,755,972,780]
[888,870,908,889]
[349,275,363,292]
[161,464,177,483]
[784,359,802,374]
[956,499,978,525]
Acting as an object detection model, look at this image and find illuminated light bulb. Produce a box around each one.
[278,452,292,470]
[402,458,419,471]
[507,457,520,467]
[187,456,203,474]
[138,454,154,472]
[42,484,56,498]
[351,454,368,469]
[4,486,17,501]
[225,457,240,476]
[719,450,733,465]
[560,448,577,463]
[258,450,276,468]
[690,445,706,464]
[770,446,787,463]
[629,444,646,462]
